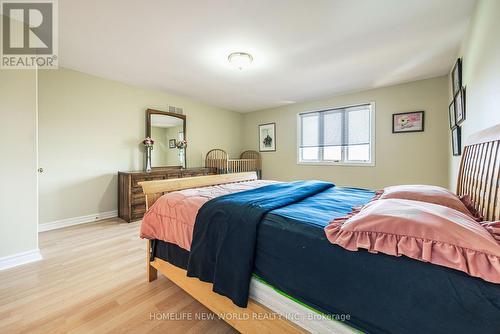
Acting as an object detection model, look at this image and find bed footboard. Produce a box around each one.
[139,172,306,332]
[139,171,258,209]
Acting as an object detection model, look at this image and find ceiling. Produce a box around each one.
[59,0,476,112]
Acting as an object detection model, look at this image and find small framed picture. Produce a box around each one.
[451,58,462,95]
[454,87,466,125]
[392,111,424,133]
[169,139,176,148]
[452,126,461,156]
[259,123,276,152]
[448,101,456,129]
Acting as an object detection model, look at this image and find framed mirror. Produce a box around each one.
[146,109,186,169]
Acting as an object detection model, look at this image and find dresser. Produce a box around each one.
[118,167,214,222]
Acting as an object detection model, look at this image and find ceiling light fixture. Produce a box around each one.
[228,52,253,70]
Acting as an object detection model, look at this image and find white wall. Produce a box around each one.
[0,70,39,259]
[38,68,243,224]
[449,0,500,190]
[242,76,450,189]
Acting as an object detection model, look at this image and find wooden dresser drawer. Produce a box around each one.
[131,193,145,205]
[131,186,143,194]
[131,175,164,187]
[118,168,216,223]
[131,203,146,214]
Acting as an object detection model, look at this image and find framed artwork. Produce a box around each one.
[451,58,462,95]
[452,126,461,156]
[259,123,276,152]
[454,87,466,125]
[448,101,456,129]
[169,139,176,148]
[392,111,424,133]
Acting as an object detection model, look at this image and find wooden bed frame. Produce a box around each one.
[139,124,500,333]
[140,172,305,333]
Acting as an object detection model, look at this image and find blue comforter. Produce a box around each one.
[187,180,335,307]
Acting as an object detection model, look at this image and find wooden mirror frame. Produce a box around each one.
[146,109,187,169]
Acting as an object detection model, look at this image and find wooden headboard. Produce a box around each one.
[457,124,500,221]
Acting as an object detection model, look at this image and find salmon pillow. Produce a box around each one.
[379,185,476,219]
[324,199,500,284]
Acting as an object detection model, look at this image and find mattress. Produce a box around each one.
[253,208,500,334]
[147,184,500,334]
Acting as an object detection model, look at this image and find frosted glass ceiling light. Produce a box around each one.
[228,52,253,70]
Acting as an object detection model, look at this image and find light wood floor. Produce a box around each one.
[0,219,237,334]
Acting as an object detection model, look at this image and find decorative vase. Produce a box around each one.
[145,146,152,172]
[180,149,186,169]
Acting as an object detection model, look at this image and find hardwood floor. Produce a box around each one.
[0,219,237,334]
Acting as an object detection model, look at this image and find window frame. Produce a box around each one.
[296,102,376,167]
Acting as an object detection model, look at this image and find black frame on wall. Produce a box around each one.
[452,126,462,156]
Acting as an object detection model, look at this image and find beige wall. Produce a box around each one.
[449,0,500,190]
[38,68,243,224]
[242,77,450,189]
[0,70,38,258]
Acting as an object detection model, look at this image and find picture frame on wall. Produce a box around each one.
[452,126,461,156]
[169,139,176,148]
[454,87,466,125]
[448,101,456,129]
[259,123,276,152]
[451,58,462,95]
[392,111,424,133]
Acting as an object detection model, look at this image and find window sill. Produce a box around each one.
[297,161,375,167]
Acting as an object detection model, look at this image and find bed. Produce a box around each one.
[139,124,500,334]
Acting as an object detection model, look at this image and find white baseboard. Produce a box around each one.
[0,249,42,271]
[39,210,118,232]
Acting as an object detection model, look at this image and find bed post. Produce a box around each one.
[147,240,157,282]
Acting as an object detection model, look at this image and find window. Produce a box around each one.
[298,103,374,165]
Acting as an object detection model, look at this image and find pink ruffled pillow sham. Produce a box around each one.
[379,185,478,219]
[324,199,500,284]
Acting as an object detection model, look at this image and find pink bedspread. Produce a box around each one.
[140,180,278,250]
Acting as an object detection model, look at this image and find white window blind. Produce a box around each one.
[298,104,373,164]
